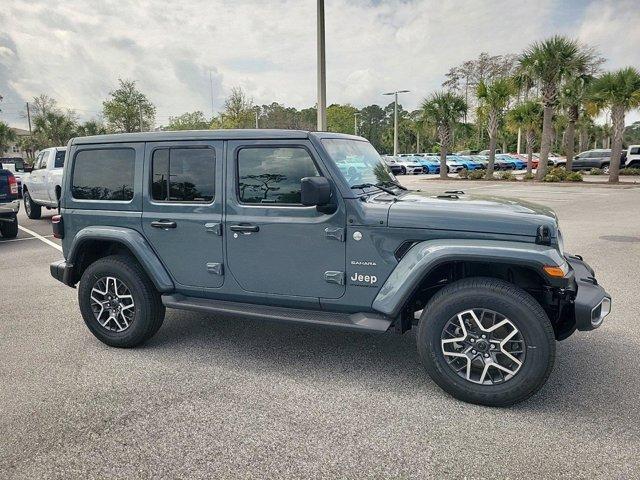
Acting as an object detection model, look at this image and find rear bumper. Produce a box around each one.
[566,254,611,331]
[50,260,75,287]
[0,199,20,216]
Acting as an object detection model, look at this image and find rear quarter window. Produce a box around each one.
[71,148,135,201]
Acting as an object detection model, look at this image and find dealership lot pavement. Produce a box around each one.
[1,181,640,479]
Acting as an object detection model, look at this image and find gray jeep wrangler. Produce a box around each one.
[50,130,611,406]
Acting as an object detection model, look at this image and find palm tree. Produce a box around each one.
[589,67,640,183]
[477,78,513,178]
[0,122,17,155]
[561,75,594,170]
[507,101,542,175]
[421,91,467,179]
[519,36,598,179]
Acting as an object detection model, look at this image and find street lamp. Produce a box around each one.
[254,106,260,129]
[383,90,410,156]
[354,112,361,136]
[317,0,327,131]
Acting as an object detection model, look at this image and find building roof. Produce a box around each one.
[71,129,364,145]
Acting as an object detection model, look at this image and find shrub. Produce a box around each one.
[565,172,583,182]
[548,166,569,180]
[590,168,603,175]
[620,168,640,176]
[523,172,535,181]
[468,169,485,180]
[499,171,517,181]
[543,174,561,182]
[457,168,469,178]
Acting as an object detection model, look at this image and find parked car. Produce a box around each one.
[414,155,440,174]
[448,155,483,170]
[471,154,514,171]
[479,149,502,155]
[381,155,403,175]
[622,145,640,169]
[0,168,20,238]
[512,154,539,169]
[50,129,611,407]
[22,147,66,219]
[1,161,24,197]
[394,156,424,175]
[547,153,566,168]
[455,155,485,170]
[444,157,466,173]
[497,154,526,170]
[571,149,616,173]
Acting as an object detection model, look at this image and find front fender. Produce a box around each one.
[372,239,566,317]
[67,226,174,292]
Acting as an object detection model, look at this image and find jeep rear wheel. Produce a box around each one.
[416,277,555,407]
[78,255,165,348]
[23,191,41,219]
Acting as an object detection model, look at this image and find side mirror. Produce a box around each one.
[301,176,331,206]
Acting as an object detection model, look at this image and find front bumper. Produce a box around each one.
[566,254,611,331]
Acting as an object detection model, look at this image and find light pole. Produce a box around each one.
[383,90,409,156]
[254,107,260,129]
[317,0,327,131]
[354,112,361,136]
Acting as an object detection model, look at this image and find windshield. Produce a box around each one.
[321,139,395,188]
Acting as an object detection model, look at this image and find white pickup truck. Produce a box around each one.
[22,147,66,219]
[623,145,640,169]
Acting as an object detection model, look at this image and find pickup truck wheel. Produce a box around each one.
[0,215,18,238]
[416,277,555,407]
[78,255,165,348]
[602,163,610,175]
[23,191,41,219]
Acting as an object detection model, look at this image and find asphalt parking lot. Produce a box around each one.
[2,181,640,479]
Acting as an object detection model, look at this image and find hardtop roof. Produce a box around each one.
[71,129,365,145]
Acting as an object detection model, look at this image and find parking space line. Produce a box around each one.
[17,225,62,252]
[0,235,55,244]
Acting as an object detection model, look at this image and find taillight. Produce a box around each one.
[52,214,64,239]
[8,175,18,197]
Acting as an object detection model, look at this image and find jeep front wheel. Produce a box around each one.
[416,277,555,407]
[78,255,165,348]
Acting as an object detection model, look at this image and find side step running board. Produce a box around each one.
[162,294,392,333]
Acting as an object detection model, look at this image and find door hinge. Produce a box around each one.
[324,227,345,242]
[324,271,345,285]
[206,263,224,275]
[205,222,222,236]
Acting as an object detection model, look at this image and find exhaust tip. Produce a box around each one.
[591,297,611,328]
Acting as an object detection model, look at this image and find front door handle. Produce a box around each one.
[230,224,259,233]
[151,220,177,229]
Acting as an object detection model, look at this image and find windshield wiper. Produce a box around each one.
[350,182,399,195]
[379,180,408,191]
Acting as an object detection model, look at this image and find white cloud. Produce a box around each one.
[1,0,639,128]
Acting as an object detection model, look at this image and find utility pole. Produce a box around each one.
[383,90,409,157]
[316,0,327,131]
[209,70,215,119]
[416,131,420,154]
[255,107,260,128]
[354,112,360,136]
[26,102,32,134]
[517,128,522,154]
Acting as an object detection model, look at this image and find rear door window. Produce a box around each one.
[151,147,215,202]
[54,150,66,168]
[72,148,135,201]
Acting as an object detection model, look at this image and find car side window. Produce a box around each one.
[34,152,44,169]
[54,151,65,168]
[237,147,320,205]
[151,147,215,202]
[72,148,135,201]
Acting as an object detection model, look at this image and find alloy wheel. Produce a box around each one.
[441,309,526,385]
[90,276,135,332]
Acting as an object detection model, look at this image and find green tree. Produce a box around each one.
[218,87,254,128]
[561,75,594,170]
[589,67,640,182]
[0,121,17,154]
[327,104,358,134]
[103,79,156,133]
[519,36,599,179]
[507,101,543,174]
[167,111,210,130]
[477,77,514,177]
[421,91,467,179]
[76,120,107,137]
[33,111,77,147]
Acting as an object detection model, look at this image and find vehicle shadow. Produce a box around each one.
[144,310,638,415]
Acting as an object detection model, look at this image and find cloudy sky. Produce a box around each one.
[1,0,639,129]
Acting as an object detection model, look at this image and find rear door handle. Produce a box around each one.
[151,220,177,229]
[230,224,259,233]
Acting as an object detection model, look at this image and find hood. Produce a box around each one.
[387,190,558,238]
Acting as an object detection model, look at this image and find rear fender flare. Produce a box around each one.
[68,226,174,292]
[372,239,566,317]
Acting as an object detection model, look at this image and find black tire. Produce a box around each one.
[0,215,18,238]
[400,166,407,175]
[416,277,555,407]
[23,190,41,219]
[78,255,165,348]
[601,163,610,175]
